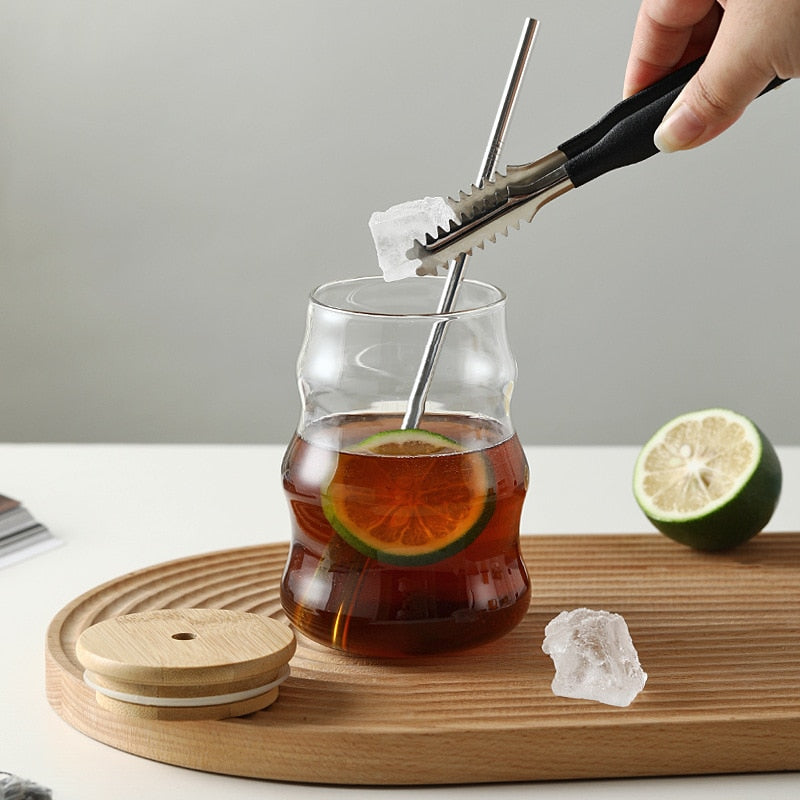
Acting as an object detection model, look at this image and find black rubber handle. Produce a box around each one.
[559,57,787,188]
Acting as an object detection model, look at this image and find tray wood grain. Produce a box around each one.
[46,533,800,785]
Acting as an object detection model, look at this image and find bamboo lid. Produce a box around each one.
[76,608,296,720]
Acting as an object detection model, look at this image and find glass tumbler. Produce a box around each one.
[280,276,530,657]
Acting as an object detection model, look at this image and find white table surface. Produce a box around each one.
[2,443,799,800]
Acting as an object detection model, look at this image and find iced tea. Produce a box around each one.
[280,411,530,657]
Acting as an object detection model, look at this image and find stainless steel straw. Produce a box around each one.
[400,17,539,430]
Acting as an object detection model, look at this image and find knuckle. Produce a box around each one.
[692,74,739,118]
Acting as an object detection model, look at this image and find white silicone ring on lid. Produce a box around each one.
[83,663,291,708]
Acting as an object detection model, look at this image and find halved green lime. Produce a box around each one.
[322,428,495,566]
[633,408,782,551]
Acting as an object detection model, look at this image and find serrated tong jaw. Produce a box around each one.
[407,150,573,274]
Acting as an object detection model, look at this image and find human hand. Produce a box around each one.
[624,0,800,151]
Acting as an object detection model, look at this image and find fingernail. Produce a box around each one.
[654,102,706,153]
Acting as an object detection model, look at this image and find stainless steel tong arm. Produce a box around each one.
[409,57,788,274]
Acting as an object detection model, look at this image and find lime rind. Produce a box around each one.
[633,408,782,551]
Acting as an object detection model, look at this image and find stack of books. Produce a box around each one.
[0,494,58,567]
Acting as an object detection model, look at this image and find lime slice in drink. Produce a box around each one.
[633,408,781,551]
[349,428,463,456]
[322,429,495,566]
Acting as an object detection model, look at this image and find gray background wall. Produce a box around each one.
[2,0,798,446]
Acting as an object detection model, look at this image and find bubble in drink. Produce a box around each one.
[368,196,456,281]
[542,608,647,707]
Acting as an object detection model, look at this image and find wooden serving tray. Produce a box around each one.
[46,534,800,785]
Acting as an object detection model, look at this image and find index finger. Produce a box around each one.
[624,0,721,96]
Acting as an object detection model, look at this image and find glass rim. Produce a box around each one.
[309,275,507,320]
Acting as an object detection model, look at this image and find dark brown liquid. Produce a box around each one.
[280,413,530,657]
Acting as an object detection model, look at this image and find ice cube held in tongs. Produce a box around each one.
[408,57,788,275]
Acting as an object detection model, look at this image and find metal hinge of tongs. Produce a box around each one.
[407,58,788,276]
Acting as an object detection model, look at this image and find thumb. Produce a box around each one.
[654,25,776,152]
